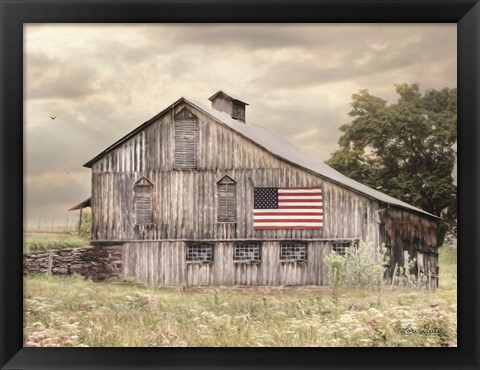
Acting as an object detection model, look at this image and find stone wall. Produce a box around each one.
[23,245,123,281]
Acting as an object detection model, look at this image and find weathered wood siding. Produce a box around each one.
[211,95,233,116]
[123,241,330,286]
[123,242,186,286]
[91,102,381,245]
[91,169,380,242]
[380,208,442,288]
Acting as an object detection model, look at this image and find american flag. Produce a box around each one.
[253,187,323,229]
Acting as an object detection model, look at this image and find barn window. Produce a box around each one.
[234,242,261,262]
[174,109,197,169]
[280,242,307,262]
[186,243,214,263]
[217,176,236,222]
[134,177,153,224]
[331,241,358,256]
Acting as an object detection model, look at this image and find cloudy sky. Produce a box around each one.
[24,24,456,228]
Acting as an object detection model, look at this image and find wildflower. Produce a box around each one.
[57,332,70,340]
[31,322,45,329]
[168,333,179,339]
[178,341,188,347]
[28,331,48,342]
[25,341,41,347]
[146,297,158,307]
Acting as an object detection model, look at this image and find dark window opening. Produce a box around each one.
[234,243,261,262]
[186,244,214,263]
[231,102,245,122]
[331,241,359,256]
[280,242,307,261]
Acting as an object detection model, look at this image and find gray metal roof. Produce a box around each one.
[84,96,439,219]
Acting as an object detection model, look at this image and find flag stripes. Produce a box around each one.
[253,187,323,229]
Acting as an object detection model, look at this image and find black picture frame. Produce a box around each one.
[1,1,479,369]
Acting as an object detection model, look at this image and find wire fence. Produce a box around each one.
[24,217,78,233]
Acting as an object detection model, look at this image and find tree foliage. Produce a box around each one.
[326,83,457,230]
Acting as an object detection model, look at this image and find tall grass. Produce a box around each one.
[24,246,457,347]
[437,245,457,294]
[23,233,89,253]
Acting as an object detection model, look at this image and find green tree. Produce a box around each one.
[326,83,457,230]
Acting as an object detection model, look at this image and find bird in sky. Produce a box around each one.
[50,116,56,120]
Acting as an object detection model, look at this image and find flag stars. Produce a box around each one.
[254,188,278,209]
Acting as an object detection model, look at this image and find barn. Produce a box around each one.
[77,91,445,288]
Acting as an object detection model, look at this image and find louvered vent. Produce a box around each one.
[217,176,236,222]
[208,91,248,123]
[134,178,153,224]
[174,109,197,169]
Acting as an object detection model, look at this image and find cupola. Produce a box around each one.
[208,91,248,123]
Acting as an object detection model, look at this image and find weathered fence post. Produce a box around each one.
[47,250,53,276]
[78,208,83,235]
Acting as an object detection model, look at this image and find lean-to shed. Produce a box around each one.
[80,91,445,287]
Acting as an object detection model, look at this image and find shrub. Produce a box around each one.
[394,256,426,289]
[77,210,91,238]
[326,240,388,290]
[344,241,387,289]
[324,251,346,303]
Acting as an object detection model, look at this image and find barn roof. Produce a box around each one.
[83,97,440,219]
[68,197,91,211]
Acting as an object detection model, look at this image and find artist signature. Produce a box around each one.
[400,324,445,336]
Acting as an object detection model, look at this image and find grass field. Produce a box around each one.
[23,246,457,347]
[23,231,88,253]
